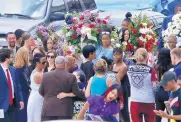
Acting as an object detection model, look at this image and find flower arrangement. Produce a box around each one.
[162,13,181,47]
[125,13,157,52]
[36,24,60,42]
[36,25,49,40]
[62,10,113,53]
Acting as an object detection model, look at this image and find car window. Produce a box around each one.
[51,0,66,13]
[82,0,96,10]
[67,0,82,13]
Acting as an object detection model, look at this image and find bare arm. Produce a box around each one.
[39,74,45,97]
[116,64,127,84]
[57,92,76,99]
[167,115,181,120]
[85,77,93,98]
[77,102,89,120]
[106,77,113,87]
[34,72,43,84]
[154,110,181,120]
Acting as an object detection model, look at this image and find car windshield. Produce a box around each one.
[95,0,158,11]
[0,0,48,19]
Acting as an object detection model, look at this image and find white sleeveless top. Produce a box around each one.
[30,71,41,92]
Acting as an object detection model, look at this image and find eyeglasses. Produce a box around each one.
[47,55,55,59]
[101,32,110,35]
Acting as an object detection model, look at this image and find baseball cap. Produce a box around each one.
[160,71,177,86]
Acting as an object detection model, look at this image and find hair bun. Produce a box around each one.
[125,12,132,18]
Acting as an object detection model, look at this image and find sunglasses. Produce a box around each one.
[41,61,47,65]
[102,32,110,35]
[47,55,55,59]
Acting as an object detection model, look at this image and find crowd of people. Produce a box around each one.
[0,4,181,122]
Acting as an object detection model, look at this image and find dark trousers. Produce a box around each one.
[120,85,130,122]
[0,104,16,122]
[155,87,169,122]
[41,116,72,121]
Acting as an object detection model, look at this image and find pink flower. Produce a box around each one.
[70,26,73,30]
[102,19,107,24]
[76,28,81,34]
[84,10,91,17]
[42,32,49,37]
[81,34,86,38]
[39,26,46,31]
[104,15,110,20]
[72,17,78,24]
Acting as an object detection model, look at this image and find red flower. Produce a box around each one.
[146,42,153,52]
[149,38,155,43]
[96,18,101,23]
[79,15,84,20]
[142,34,146,39]
[133,29,138,35]
[126,44,134,51]
[89,22,96,28]
[97,29,101,33]
[102,19,107,24]
[66,50,72,55]
[147,24,153,28]
[72,34,77,39]
[138,39,143,47]
[73,26,77,31]
[139,24,143,28]
[78,23,83,28]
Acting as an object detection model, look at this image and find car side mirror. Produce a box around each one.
[50,12,65,21]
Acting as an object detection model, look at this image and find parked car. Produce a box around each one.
[98,10,165,33]
[0,0,97,47]
[95,0,157,11]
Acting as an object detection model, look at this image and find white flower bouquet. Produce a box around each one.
[162,13,181,47]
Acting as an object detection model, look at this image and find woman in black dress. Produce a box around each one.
[155,48,173,122]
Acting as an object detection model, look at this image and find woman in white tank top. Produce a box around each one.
[27,53,47,122]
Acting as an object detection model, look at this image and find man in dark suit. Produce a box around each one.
[0,48,24,122]
[39,56,85,121]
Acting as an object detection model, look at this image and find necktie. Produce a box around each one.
[6,69,13,105]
